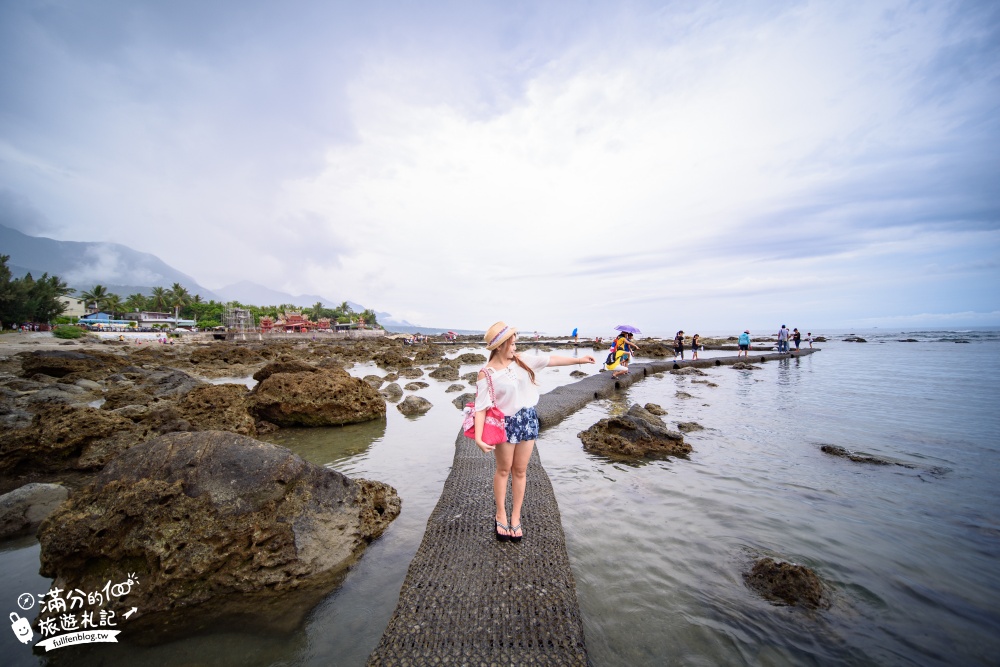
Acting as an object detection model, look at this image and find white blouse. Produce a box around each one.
[474,354,550,415]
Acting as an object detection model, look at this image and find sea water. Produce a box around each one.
[2,329,998,666]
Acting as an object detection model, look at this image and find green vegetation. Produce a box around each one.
[1,254,380,331]
[52,325,84,339]
[74,282,380,330]
[0,255,72,327]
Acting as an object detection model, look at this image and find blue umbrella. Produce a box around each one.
[614,324,641,334]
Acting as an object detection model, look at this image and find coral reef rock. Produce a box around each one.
[743,557,826,609]
[38,431,400,641]
[250,367,386,427]
[578,405,690,460]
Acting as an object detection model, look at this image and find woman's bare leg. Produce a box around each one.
[509,439,535,538]
[493,442,514,536]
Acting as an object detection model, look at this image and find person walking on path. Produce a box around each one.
[738,330,752,358]
[777,325,790,353]
[674,330,686,360]
[474,321,595,542]
[792,328,802,351]
[691,333,701,360]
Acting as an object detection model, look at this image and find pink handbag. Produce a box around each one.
[462,368,506,444]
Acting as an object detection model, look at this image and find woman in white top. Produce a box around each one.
[474,321,596,542]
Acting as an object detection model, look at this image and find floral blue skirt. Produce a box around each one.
[505,406,540,444]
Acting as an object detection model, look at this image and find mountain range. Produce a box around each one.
[0,223,444,331]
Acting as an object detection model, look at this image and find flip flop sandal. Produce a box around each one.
[509,523,523,543]
[495,520,511,542]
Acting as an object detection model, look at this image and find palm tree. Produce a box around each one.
[125,293,147,313]
[150,286,169,312]
[168,283,192,323]
[104,294,124,318]
[80,285,109,313]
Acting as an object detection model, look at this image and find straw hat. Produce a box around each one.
[484,321,517,350]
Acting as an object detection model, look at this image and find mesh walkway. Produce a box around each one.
[367,349,818,665]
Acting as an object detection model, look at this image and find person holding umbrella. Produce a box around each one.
[605,325,640,378]
[473,321,595,542]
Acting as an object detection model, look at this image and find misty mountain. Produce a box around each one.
[0,223,220,300]
[0,223,447,331]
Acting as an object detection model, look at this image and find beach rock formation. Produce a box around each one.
[570,370,587,378]
[253,359,318,382]
[37,431,401,641]
[363,374,385,389]
[578,404,689,460]
[404,382,429,391]
[397,395,432,416]
[445,384,465,393]
[670,367,708,376]
[428,366,460,381]
[373,349,413,369]
[731,362,759,370]
[20,349,127,380]
[0,404,139,474]
[644,403,667,416]
[743,557,826,609]
[250,367,386,427]
[398,368,424,379]
[0,482,68,539]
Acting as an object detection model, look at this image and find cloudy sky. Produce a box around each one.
[1,0,998,335]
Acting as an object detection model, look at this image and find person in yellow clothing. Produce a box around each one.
[605,332,638,378]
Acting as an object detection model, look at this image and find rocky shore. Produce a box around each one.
[0,332,434,641]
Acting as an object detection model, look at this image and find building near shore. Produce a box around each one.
[122,311,197,329]
[58,296,87,319]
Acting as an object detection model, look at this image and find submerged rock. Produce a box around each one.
[397,395,432,416]
[578,405,689,460]
[744,557,826,609]
[731,362,759,370]
[570,370,587,378]
[820,444,893,465]
[0,483,68,539]
[404,381,429,391]
[37,431,401,642]
[250,367,386,427]
[676,421,704,433]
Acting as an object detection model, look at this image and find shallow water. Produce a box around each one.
[2,333,999,665]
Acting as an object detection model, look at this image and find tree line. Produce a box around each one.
[76,285,379,329]
[0,255,379,330]
[0,255,73,327]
